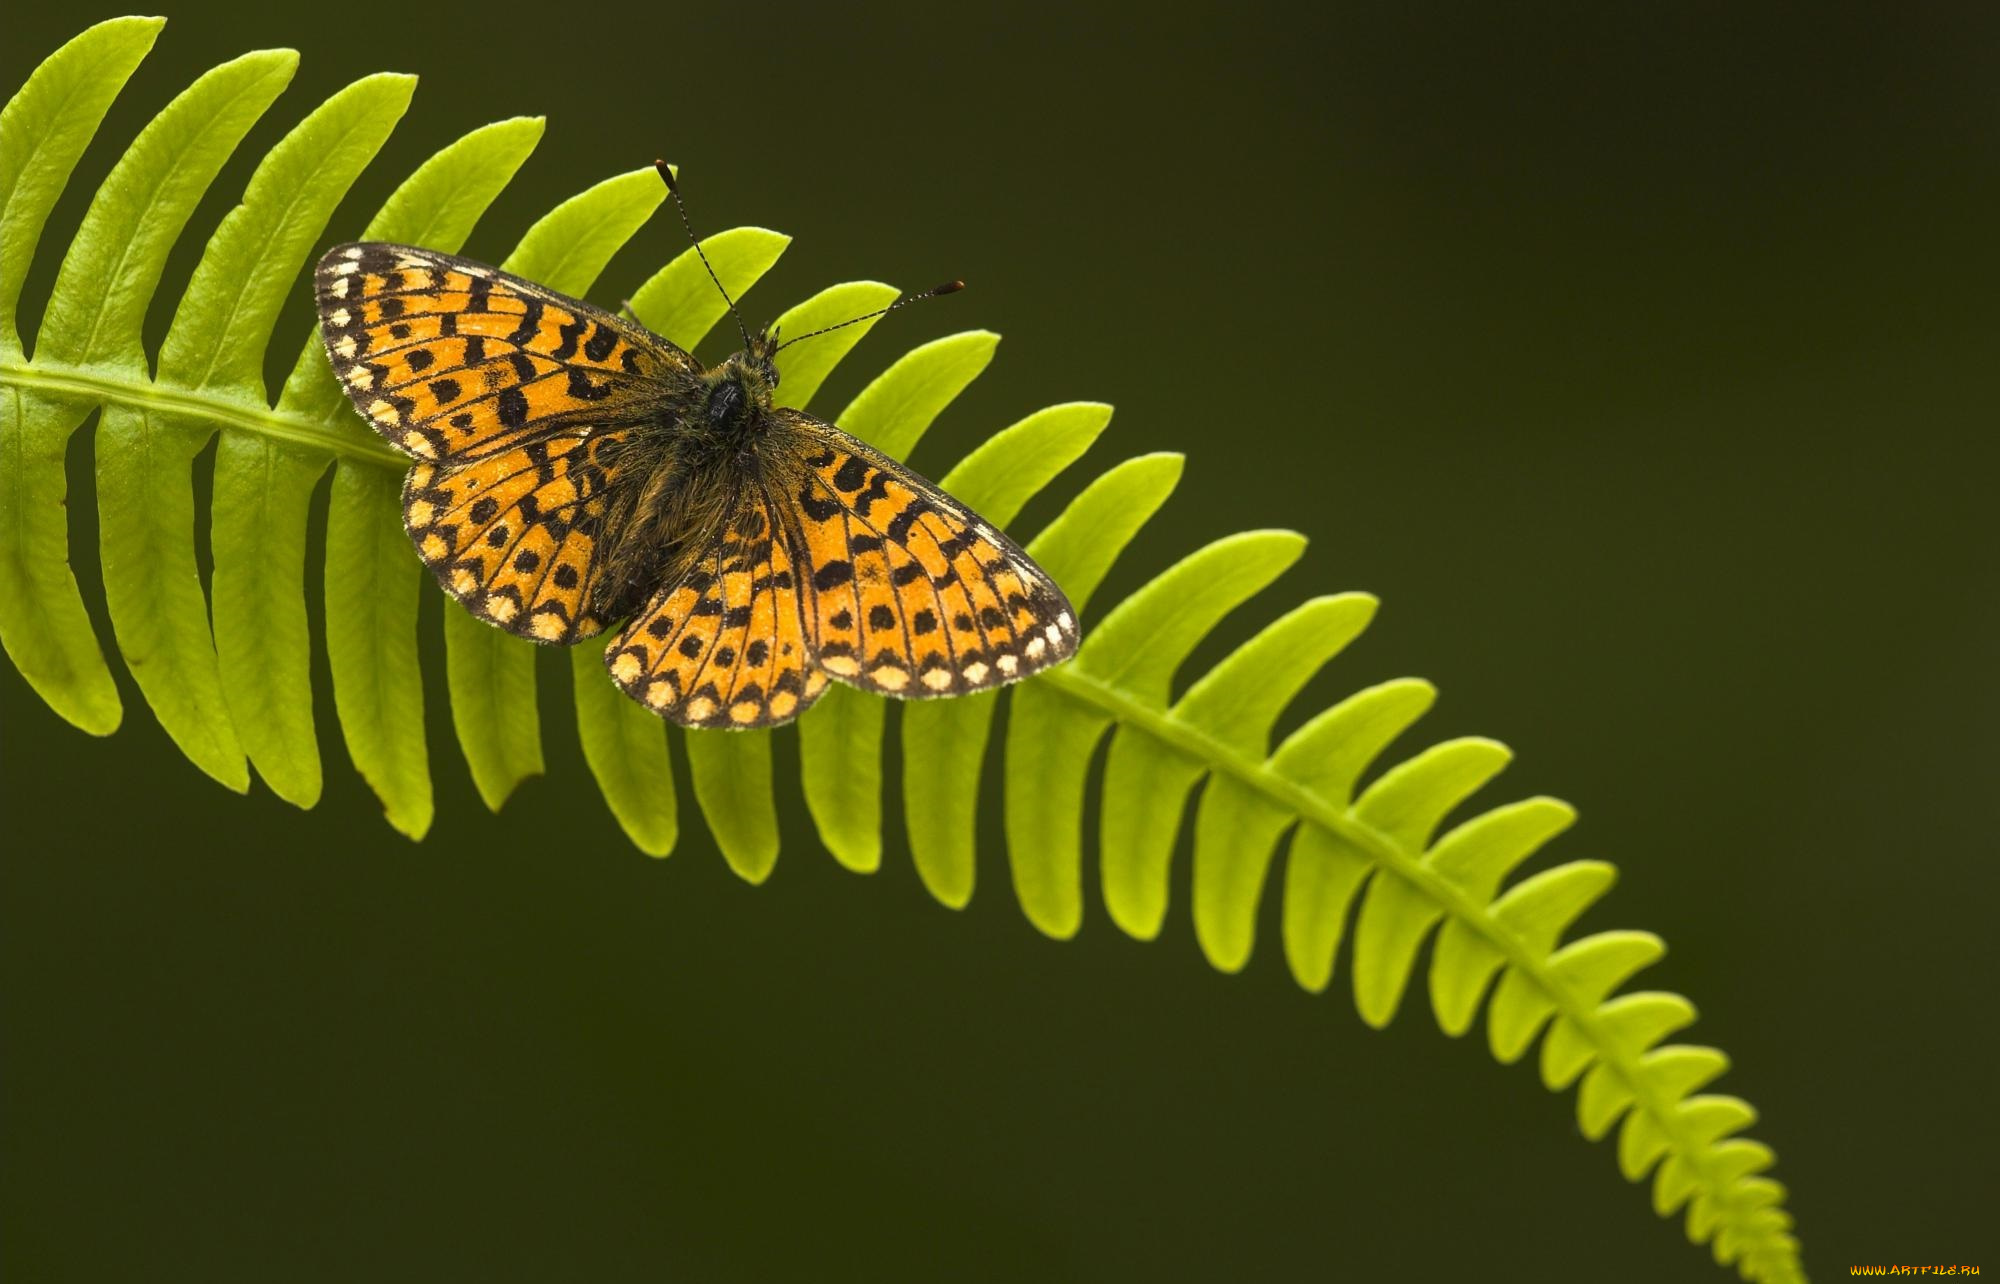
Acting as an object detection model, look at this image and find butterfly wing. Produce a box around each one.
[403,427,635,643]
[315,241,695,460]
[603,489,828,728]
[772,409,1080,699]
[314,242,693,643]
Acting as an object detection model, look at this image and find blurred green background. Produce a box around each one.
[3,4,1994,1280]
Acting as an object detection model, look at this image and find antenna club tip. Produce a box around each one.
[653,159,678,193]
[932,280,966,296]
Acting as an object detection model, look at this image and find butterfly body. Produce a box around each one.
[575,343,784,627]
[315,241,1080,729]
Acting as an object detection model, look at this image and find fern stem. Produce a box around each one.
[1036,664,1752,1239]
[0,360,405,469]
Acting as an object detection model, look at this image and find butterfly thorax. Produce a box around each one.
[697,351,778,440]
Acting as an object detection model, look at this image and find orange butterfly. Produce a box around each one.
[313,165,1078,728]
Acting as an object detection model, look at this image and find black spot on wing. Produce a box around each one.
[551,316,586,359]
[506,301,543,345]
[497,387,529,428]
[566,369,616,401]
[813,559,854,591]
[833,455,869,492]
[799,482,842,522]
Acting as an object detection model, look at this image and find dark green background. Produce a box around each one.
[3,4,1994,1280]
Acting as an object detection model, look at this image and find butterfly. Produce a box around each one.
[312,166,1078,729]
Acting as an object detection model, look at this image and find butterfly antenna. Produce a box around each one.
[775,280,965,352]
[654,159,754,351]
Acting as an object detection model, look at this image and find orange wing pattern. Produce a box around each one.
[313,241,1084,728]
[603,492,828,728]
[775,411,1079,700]
[314,242,694,462]
[403,426,631,643]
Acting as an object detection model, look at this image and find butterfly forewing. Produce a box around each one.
[774,410,1080,697]
[314,242,697,644]
[315,242,695,462]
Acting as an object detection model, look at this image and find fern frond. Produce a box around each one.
[0,20,1804,1282]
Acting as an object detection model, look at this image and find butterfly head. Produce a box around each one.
[702,332,782,432]
[743,328,781,388]
[717,329,780,398]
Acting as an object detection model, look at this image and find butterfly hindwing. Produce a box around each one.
[774,410,1079,698]
[314,242,696,462]
[603,490,828,728]
[404,425,630,643]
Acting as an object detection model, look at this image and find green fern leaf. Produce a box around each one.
[0,19,1807,1283]
[301,116,549,839]
[0,15,163,736]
